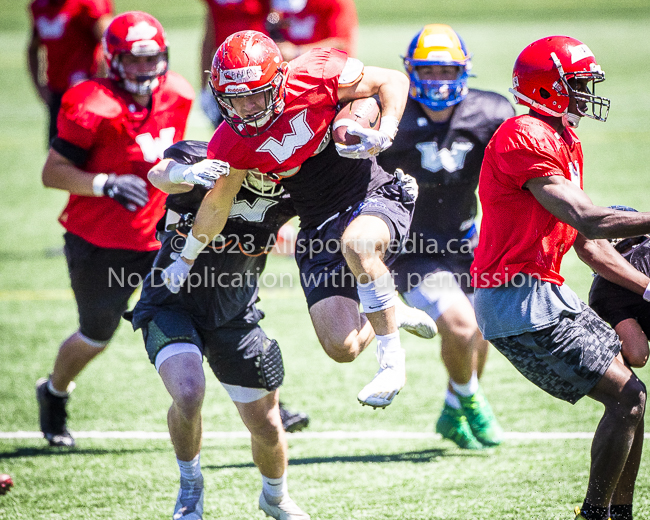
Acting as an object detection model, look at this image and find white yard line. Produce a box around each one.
[1,430,641,440]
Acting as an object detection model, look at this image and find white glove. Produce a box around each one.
[395,168,419,201]
[161,256,192,294]
[200,87,221,126]
[335,121,394,160]
[169,159,230,189]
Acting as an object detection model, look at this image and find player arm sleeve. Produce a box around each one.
[51,137,90,167]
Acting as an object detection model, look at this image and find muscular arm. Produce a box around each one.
[93,14,113,78]
[525,175,650,240]
[148,159,195,194]
[183,167,248,261]
[42,148,96,195]
[574,234,650,295]
[27,29,51,104]
[337,66,409,123]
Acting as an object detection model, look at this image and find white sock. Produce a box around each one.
[177,454,202,482]
[375,331,401,365]
[262,473,287,505]
[450,373,479,397]
[444,389,461,409]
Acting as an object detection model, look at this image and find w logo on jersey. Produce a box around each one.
[568,160,581,186]
[36,14,68,39]
[135,128,176,163]
[257,110,314,163]
[230,197,278,222]
[416,141,474,174]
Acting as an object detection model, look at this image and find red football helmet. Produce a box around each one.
[103,11,168,96]
[209,31,287,137]
[510,35,609,127]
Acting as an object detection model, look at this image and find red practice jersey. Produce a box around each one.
[204,0,271,49]
[471,115,584,287]
[57,72,193,251]
[275,0,357,49]
[29,0,113,94]
[208,48,346,177]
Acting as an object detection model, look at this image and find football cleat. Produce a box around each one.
[457,388,503,447]
[279,402,310,433]
[36,377,75,448]
[435,403,483,450]
[573,506,612,520]
[357,348,406,408]
[394,298,438,339]
[173,475,204,520]
[259,492,310,520]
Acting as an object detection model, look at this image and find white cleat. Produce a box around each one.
[394,298,438,339]
[173,476,204,520]
[259,492,310,520]
[357,349,406,409]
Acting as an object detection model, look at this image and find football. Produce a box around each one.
[0,474,13,495]
[332,97,381,146]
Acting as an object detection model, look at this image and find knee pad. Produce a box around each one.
[257,338,284,391]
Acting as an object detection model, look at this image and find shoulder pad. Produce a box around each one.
[339,58,364,87]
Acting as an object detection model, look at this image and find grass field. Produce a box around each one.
[2,1,650,519]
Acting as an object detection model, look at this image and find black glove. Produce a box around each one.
[103,174,149,212]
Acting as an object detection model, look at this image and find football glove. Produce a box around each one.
[395,168,419,202]
[169,159,230,189]
[335,121,394,160]
[103,174,149,212]
[161,256,192,294]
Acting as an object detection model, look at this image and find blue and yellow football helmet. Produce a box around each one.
[403,24,472,111]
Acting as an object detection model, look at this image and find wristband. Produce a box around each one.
[181,230,208,260]
[379,116,399,140]
[643,281,650,302]
[168,163,190,184]
[92,173,108,196]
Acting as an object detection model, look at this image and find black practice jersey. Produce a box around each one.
[131,141,297,330]
[589,237,650,331]
[377,89,514,246]
[279,138,393,229]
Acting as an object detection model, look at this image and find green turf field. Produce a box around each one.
[1,1,650,519]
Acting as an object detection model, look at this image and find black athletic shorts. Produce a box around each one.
[295,179,414,308]
[490,303,620,404]
[64,232,157,342]
[141,303,284,391]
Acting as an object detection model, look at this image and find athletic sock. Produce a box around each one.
[47,379,69,398]
[444,389,461,409]
[450,373,479,397]
[262,473,287,505]
[580,502,610,520]
[376,331,401,364]
[177,454,202,483]
[610,504,633,520]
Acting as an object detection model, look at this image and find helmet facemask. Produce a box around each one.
[211,69,285,137]
[551,52,609,126]
[243,170,284,197]
[114,50,168,96]
[404,61,470,110]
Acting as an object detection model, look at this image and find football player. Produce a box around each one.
[132,140,308,520]
[36,11,195,448]
[377,24,514,449]
[267,0,358,61]
[28,0,114,143]
[471,35,648,520]
[199,0,271,127]
[589,207,650,369]
[157,30,438,410]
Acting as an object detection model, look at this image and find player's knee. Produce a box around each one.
[618,379,646,423]
[626,350,649,369]
[80,312,121,343]
[320,337,359,363]
[172,378,205,420]
[249,416,282,446]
